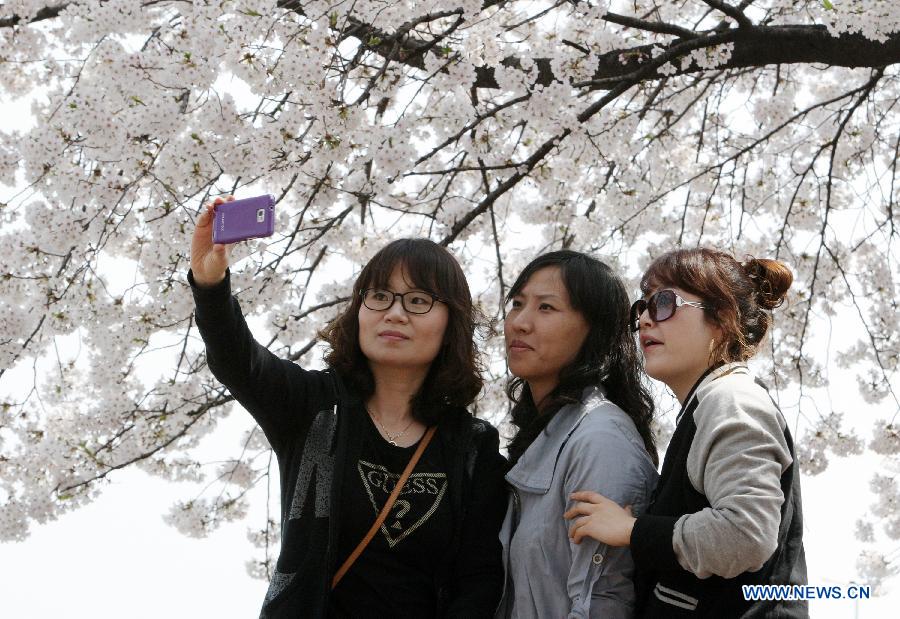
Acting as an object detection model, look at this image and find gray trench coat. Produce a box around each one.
[496,387,659,619]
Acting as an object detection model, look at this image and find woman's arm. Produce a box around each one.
[189,198,321,454]
[573,383,792,581]
[444,422,507,618]
[670,381,791,578]
[190,269,319,453]
[562,420,656,619]
[627,378,791,580]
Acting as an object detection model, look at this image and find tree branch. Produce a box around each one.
[701,0,753,29]
[10,5,900,93]
[0,3,68,28]
[476,26,900,90]
[603,11,697,39]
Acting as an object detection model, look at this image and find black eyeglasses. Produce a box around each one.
[630,289,711,332]
[360,288,445,315]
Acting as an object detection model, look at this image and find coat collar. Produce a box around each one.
[676,362,750,423]
[505,385,608,494]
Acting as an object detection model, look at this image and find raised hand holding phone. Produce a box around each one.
[190,195,234,288]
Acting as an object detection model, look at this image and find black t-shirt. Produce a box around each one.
[329,410,452,618]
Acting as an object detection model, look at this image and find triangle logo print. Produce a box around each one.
[357,460,448,547]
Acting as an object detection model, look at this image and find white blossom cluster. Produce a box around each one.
[245,517,280,579]
[871,421,900,456]
[796,412,864,476]
[821,0,900,42]
[857,549,898,593]
[1,0,899,584]
[686,43,735,71]
[164,492,250,538]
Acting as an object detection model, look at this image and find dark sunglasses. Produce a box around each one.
[630,289,711,332]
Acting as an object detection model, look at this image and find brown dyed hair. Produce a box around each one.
[640,247,793,364]
[320,238,482,425]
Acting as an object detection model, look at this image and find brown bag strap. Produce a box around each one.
[331,425,437,589]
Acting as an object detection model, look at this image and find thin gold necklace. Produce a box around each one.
[366,405,415,446]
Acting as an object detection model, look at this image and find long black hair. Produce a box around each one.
[505,250,657,467]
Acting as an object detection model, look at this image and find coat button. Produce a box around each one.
[592,553,603,565]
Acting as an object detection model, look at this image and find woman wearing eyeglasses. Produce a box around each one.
[564,248,808,618]
[189,197,506,618]
[494,251,659,619]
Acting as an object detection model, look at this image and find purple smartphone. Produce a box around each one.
[212,194,275,244]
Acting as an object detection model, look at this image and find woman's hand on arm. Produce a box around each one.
[190,196,233,288]
[564,491,635,547]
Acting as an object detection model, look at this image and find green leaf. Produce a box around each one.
[822,0,834,9]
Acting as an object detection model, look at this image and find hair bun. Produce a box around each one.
[742,257,793,310]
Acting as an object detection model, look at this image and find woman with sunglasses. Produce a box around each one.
[565,248,807,618]
[189,197,506,618]
[494,251,659,618]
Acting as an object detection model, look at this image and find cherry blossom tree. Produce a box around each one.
[1,0,899,585]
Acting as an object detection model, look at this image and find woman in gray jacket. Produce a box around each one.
[496,251,660,618]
